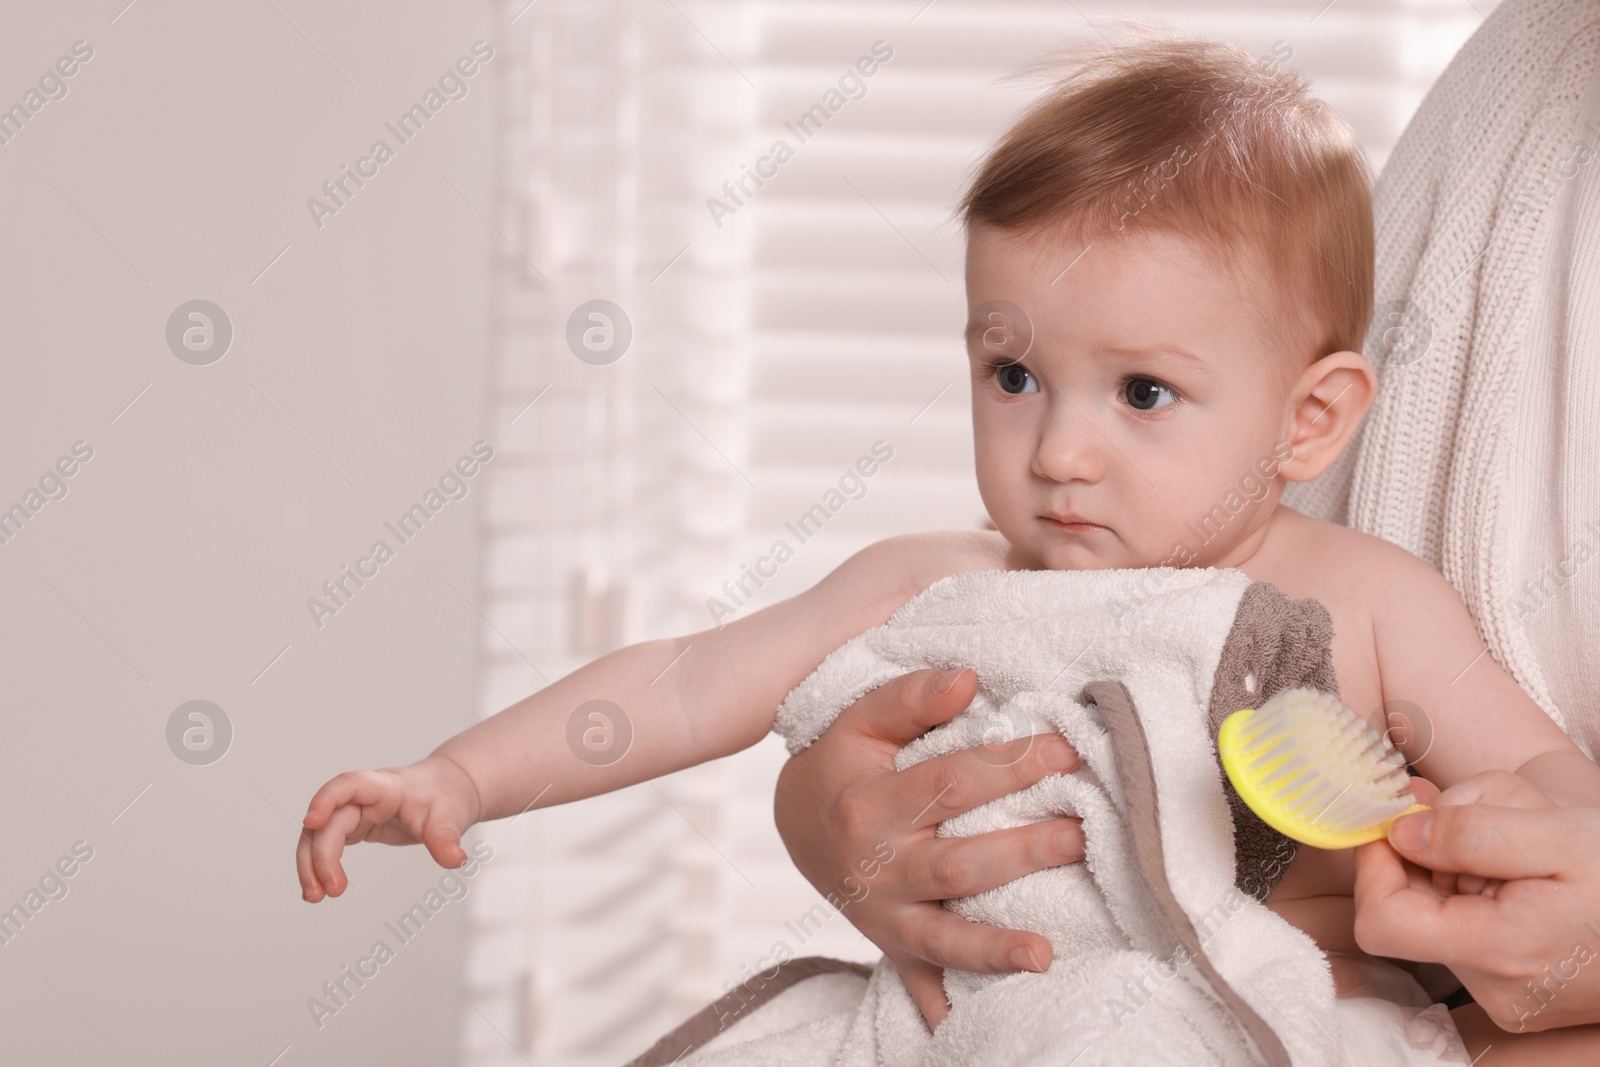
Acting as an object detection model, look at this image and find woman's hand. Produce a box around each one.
[1354,770,1600,1032]
[773,668,1084,1029]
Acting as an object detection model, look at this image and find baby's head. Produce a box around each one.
[960,38,1377,571]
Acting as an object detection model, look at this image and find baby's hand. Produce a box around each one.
[296,754,482,902]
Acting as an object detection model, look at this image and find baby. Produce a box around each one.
[297,37,1600,1053]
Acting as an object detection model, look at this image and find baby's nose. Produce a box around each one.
[1031,407,1107,483]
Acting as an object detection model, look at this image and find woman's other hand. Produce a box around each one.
[773,668,1084,1029]
[1354,770,1600,1031]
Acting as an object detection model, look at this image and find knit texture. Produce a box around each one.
[1283,0,1600,750]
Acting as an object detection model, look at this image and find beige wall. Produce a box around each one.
[0,2,494,1065]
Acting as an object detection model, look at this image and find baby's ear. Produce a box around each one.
[1277,350,1376,482]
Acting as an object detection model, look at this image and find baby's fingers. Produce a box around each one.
[296,829,325,902]
[421,824,468,870]
[1407,776,1441,806]
[309,805,362,898]
[303,769,399,830]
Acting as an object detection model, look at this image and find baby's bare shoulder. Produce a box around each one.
[1269,507,1443,595]
[849,529,1015,602]
[1264,509,1476,662]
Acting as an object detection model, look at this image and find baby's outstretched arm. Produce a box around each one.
[296,531,984,901]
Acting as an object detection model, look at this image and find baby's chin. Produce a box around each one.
[1001,523,1209,573]
[1014,536,1152,573]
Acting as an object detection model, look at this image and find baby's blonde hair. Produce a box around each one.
[960,37,1374,365]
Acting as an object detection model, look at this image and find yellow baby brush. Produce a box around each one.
[1217,688,1428,850]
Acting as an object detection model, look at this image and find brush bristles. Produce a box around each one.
[1237,689,1413,834]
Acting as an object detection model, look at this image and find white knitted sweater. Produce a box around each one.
[1284,0,1600,753]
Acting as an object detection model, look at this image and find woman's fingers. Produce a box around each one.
[836,668,982,747]
[906,904,1052,974]
[1433,769,1554,813]
[888,909,1057,1029]
[1354,861,1504,964]
[773,667,1084,999]
[1389,802,1575,881]
[1410,776,1446,896]
[1354,805,1586,964]
[913,818,1084,899]
[882,736,1079,833]
[889,949,951,1030]
[1386,773,1555,901]
[1352,839,1494,962]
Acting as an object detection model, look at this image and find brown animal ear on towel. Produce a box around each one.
[1206,581,1341,902]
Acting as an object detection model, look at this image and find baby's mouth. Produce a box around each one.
[1041,514,1109,533]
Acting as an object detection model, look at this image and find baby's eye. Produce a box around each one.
[1122,376,1179,411]
[995,362,1038,395]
